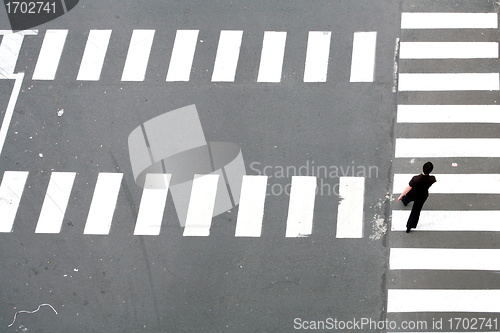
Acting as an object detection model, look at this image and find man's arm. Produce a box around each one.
[398,185,412,201]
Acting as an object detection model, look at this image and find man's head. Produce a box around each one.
[423,161,433,175]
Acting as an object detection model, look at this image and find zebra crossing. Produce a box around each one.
[0,28,378,83]
[388,3,500,318]
[0,171,366,238]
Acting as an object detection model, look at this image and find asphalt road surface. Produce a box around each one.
[1,0,499,332]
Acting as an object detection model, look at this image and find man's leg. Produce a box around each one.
[406,197,427,232]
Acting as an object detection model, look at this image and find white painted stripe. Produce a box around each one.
[0,33,24,78]
[0,30,38,35]
[77,30,112,81]
[285,176,317,237]
[257,31,287,83]
[166,30,199,82]
[395,138,500,158]
[397,105,500,123]
[121,30,155,81]
[390,248,500,270]
[32,29,68,80]
[401,13,498,29]
[35,172,76,233]
[0,72,23,156]
[211,30,243,82]
[0,171,29,233]
[398,73,500,91]
[84,173,123,235]
[387,289,500,313]
[393,174,500,194]
[350,31,377,83]
[235,175,267,237]
[183,174,219,236]
[336,177,364,238]
[400,42,498,59]
[134,174,171,236]
[391,210,500,231]
[303,31,331,82]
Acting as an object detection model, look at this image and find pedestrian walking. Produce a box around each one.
[397,161,437,233]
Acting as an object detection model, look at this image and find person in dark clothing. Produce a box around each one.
[397,162,437,233]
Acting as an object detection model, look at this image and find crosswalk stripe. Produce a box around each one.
[401,12,498,29]
[393,174,500,194]
[303,31,331,82]
[0,31,37,78]
[83,173,123,235]
[235,175,267,237]
[1,29,384,83]
[392,3,500,317]
[121,29,155,82]
[350,31,377,82]
[32,29,68,80]
[399,42,499,59]
[166,30,199,82]
[183,174,219,237]
[257,31,287,83]
[35,172,76,233]
[285,176,317,237]
[387,289,500,313]
[391,210,500,231]
[134,173,171,236]
[398,73,500,91]
[0,171,29,233]
[211,30,243,82]
[397,105,500,123]
[390,248,500,270]
[395,138,500,158]
[336,177,364,238]
[77,30,112,81]
[0,72,23,156]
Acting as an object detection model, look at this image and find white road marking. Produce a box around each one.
[303,31,331,82]
[336,177,364,238]
[400,42,498,59]
[398,73,500,91]
[77,30,112,81]
[401,13,498,29]
[166,30,199,82]
[211,30,243,82]
[0,30,37,78]
[391,210,500,231]
[397,105,500,123]
[32,29,68,80]
[395,138,500,157]
[392,38,400,92]
[0,171,29,233]
[35,172,76,233]
[350,31,377,82]
[134,174,171,236]
[390,248,500,270]
[235,175,267,237]
[257,31,287,82]
[121,29,155,81]
[393,174,500,194]
[84,173,123,235]
[387,289,500,312]
[0,72,24,156]
[285,176,317,237]
[183,174,219,237]
[0,31,37,157]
